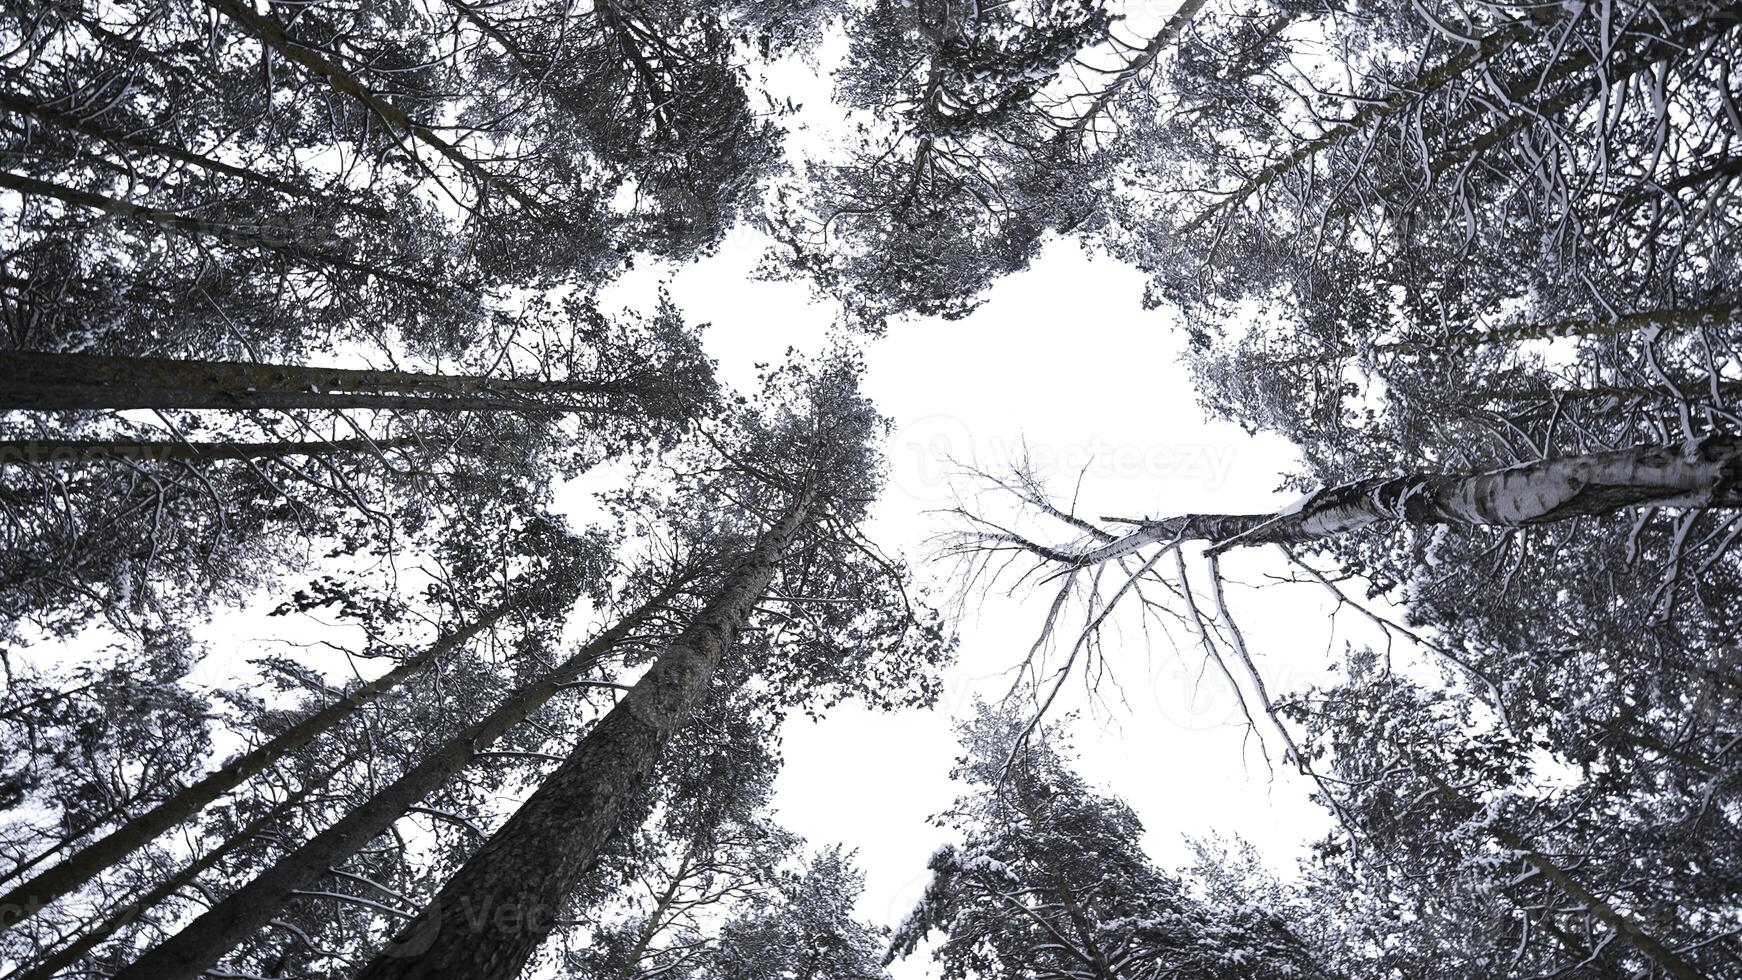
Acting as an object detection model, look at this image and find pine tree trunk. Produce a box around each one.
[0,352,629,413]
[1031,436,1742,566]
[1378,300,1742,356]
[1293,301,1742,366]
[10,775,331,980]
[1361,11,1739,211]
[350,495,812,980]
[0,436,426,465]
[0,594,525,930]
[615,850,692,980]
[107,588,675,980]
[1483,376,1742,423]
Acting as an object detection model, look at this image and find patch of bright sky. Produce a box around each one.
[608,227,1439,977]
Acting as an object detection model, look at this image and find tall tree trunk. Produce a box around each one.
[614,849,692,980]
[1358,12,1739,213]
[0,594,526,930]
[350,494,812,980]
[1483,376,1742,423]
[0,436,427,465]
[0,352,632,413]
[1488,824,1706,980]
[108,588,676,980]
[1379,300,1742,357]
[996,436,1742,567]
[9,773,333,980]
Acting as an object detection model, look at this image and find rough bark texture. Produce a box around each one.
[1047,436,1742,566]
[351,496,811,980]
[0,352,626,413]
[0,595,523,930]
[109,591,669,980]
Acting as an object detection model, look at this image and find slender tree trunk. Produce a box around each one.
[1361,12,1739,211]
[351,495,812,980]
[0,172,438,292]
[1377,300,1742,357]
[1180,16,1537,235]
[1007,436,1742,567]
[0,90,390,222]
[0,436,426,465]
[1488,825,1706,980]
[615,850,692,980]
[198,0,547,213]
[1498,882,1629,980]
[1061,0,1209,143]
[1294,300,1742,366]
[0,352,630,413]
[8,774,332,980]
[1483,377,1742,424]
[0,594,526,930]
[107,589,676,980]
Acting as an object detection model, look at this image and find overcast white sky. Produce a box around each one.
[637,231,1415,976]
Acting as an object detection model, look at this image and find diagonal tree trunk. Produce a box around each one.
[1179,15,1538,236]
[0,593,528,931]
[107,587,677,980]
[348,494,812,980]
[0,171,440,293]
[0,352,638,413]
[7,771,335,980]
[1290,300,1742,366]
[198,0,547,213]
[1059,0,1209,145]
[0,90,390,223]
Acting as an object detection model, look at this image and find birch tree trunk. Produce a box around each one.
[0,352,634,413]
[0,593,526,930]
[108,589,673,980]
[991,436,1742,567]
[349,494,812,980]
